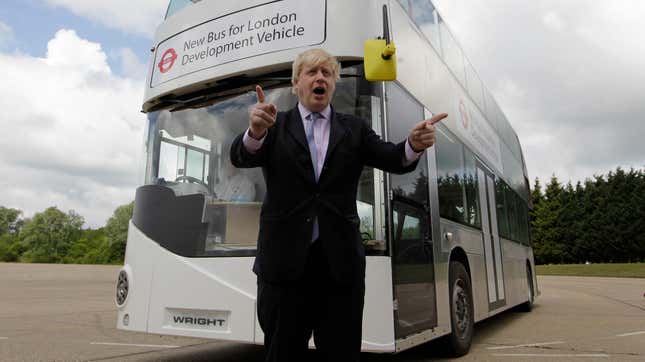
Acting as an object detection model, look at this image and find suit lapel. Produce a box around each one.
[285,107,309,152]
[285,107,316,183]
[320,109,348,180]
[285,106,349,184]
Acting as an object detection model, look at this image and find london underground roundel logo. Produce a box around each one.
[158,48,178,74]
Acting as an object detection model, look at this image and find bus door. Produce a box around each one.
[386,83,437,338]
[476,165,506,309]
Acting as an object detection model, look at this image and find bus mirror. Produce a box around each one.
[364,39,397,81]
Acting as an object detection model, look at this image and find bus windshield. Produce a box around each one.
[142,65,381,256]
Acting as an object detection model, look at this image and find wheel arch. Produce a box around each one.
[526,258,537,296]
[449,246,471,280]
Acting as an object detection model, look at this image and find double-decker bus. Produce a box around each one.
[115,0,537,356]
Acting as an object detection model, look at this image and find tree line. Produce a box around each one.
[1,166,644,265]
[0,203,133,264]
[531,167,645,264]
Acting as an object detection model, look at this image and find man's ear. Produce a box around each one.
[291,79,298,95]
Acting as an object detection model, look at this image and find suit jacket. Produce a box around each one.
[230,106,418,284]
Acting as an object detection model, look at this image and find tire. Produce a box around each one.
[519,264,534,312]
[446,261,474,357]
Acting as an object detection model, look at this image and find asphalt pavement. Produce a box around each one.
[0,263,643,361]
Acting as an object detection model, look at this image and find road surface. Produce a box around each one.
[0,263,643,361]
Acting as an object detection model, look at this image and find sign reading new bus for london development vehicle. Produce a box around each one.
[151,0,326,87]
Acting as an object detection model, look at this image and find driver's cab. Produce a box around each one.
[151,108,261,201]
[140,65,381,258]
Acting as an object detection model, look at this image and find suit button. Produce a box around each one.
[305,217,311,223]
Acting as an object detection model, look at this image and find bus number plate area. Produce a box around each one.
[151,0,327,87]
[165,308,231,332]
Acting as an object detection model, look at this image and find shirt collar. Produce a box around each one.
[298,103,331,122]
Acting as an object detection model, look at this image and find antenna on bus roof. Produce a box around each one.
[363,5,397,81]
[381,5,395,60]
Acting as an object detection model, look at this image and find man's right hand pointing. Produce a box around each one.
[249,85,277,140]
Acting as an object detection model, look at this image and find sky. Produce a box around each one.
[0,0,643,227]
[433,0,645,187]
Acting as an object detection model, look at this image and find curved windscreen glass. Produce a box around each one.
[141,66,382,256]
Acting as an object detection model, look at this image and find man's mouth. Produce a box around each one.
[313,86,326,95]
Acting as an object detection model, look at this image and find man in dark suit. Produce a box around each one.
[231,48,446,362]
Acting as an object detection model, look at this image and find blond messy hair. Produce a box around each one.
[291,48,340,94]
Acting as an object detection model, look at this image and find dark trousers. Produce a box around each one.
[257,240,365,362]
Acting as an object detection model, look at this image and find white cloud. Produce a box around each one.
[42,0,166,37]
[118,47,148,80]
[573,1,645,69]
[432,0,645,185]
[0,29,146,227]
[45,29,110,73]
[543,11,565,32]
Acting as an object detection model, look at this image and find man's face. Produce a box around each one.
[293,62,336,112]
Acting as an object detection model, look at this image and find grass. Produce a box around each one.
[536,263,645,278]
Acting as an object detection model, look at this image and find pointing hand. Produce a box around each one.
[249,85,277,140]
[408,113,448,152]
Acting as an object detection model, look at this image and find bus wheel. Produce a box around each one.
[519,264,534,312]
[446,261,474,357]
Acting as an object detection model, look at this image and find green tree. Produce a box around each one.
[579,175,605,262]
[530,178,543,226]
[532,175,567,264]
[2,239,27,262]
[0,234,12,261]
[0,207,23,235]
[64,228,109,264]
[104,202,134,263]
[568,181,590,261]
[632,168,645,261]
[0,207,24,261]
[601,167,643,262]
[559,182,585,263]
[19,207,84,263]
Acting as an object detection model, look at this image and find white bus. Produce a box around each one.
[116,0,537,356]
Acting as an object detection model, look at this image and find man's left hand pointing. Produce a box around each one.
[408,113,448,152]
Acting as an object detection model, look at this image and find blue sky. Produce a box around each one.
[0,0,168,226]
[0,0,154,76]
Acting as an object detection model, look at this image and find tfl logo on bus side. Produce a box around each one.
[158,48,178,74]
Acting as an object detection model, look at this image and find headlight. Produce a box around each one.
[115,270,129,306]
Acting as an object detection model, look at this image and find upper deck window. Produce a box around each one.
[165,0,202,19]
[397,0,441,51]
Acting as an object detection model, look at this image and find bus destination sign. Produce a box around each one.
[151,0,327,87]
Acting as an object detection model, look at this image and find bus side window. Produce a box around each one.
[435,128,481,228]
[386,83,431,251]
[495,179,511,239]
[398,0,441,49]
[439,19,466,86]
[464,149,481,227]
[436,128,466,222]
[386,83,428,211]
